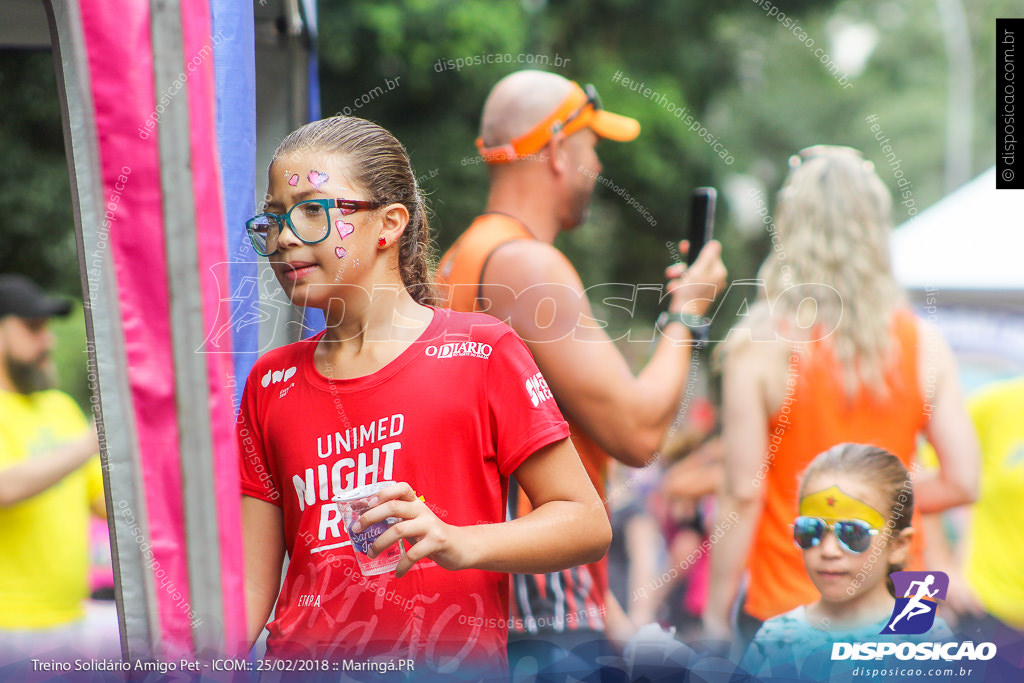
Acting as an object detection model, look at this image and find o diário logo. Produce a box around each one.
[424,342,492,359]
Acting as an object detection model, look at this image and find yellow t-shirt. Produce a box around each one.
[0,389,103,628]
[963,379,1024,629]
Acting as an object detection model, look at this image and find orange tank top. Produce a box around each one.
[437,214,611,611]
[437,213,610,497]
[437,213,533,313]
[744,310,929,621]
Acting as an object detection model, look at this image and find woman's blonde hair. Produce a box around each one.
[759,146,907,397]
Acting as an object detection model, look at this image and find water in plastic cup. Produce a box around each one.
[333,481,405,576]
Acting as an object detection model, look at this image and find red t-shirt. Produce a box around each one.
[238,307,569,676]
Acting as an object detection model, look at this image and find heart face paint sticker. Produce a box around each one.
[308,170,329,188]
[335,246,347,259]
[335,220,355,239]
[338,206,356,216]
[288,174,300,186]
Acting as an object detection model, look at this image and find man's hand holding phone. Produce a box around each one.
[666,240,726,318]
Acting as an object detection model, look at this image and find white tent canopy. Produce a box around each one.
[891,167,1024,382]
[892,167,1024,294]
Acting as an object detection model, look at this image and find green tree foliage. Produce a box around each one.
[0,50,89,408]
[0,51,79,297]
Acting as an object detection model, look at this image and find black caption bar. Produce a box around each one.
[997,18,1022,189]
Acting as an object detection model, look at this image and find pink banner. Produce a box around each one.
[80,0,245,656]
[80,0,192,655]
[180,0,246,655]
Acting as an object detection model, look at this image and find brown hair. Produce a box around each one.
[801,443,914,585]
[272,116,435,304]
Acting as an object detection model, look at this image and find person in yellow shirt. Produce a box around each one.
[958,379,1024,640]
[0,275,105,661]
[920,376,1024,657]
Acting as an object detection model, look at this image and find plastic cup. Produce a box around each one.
[333,481,405,576]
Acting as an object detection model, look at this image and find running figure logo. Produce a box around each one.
[883,571,949,634]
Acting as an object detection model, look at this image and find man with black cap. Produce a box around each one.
[437,70,727,678]
[0,274,104,657]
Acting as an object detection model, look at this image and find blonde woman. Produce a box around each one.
[702,146,979,644]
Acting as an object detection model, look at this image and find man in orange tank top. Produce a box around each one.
[436,70,727,678]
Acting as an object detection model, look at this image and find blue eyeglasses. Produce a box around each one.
[246,198,380,256]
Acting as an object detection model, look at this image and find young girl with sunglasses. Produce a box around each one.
[236,116,611,679]
[741,443,951,680]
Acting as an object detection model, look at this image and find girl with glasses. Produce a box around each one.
[237,115,610,679]
[741,443,952,680]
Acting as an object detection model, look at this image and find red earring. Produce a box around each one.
[378,237,387,247]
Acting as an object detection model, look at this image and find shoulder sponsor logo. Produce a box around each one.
[424,342,492,359]
[262,366,297,388]
[525,372,553,407]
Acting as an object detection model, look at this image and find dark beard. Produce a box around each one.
[5,355,55,394]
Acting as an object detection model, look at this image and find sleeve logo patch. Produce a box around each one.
[525,372,553,407]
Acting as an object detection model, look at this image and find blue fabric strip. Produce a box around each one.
[210,0,258,405]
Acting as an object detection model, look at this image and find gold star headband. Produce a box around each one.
[799,485,886,529]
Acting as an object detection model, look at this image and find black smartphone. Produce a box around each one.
[687,187,717,266]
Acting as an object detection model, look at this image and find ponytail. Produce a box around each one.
[400,191,436,305]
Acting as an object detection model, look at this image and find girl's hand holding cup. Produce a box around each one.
[351,481,470,579]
